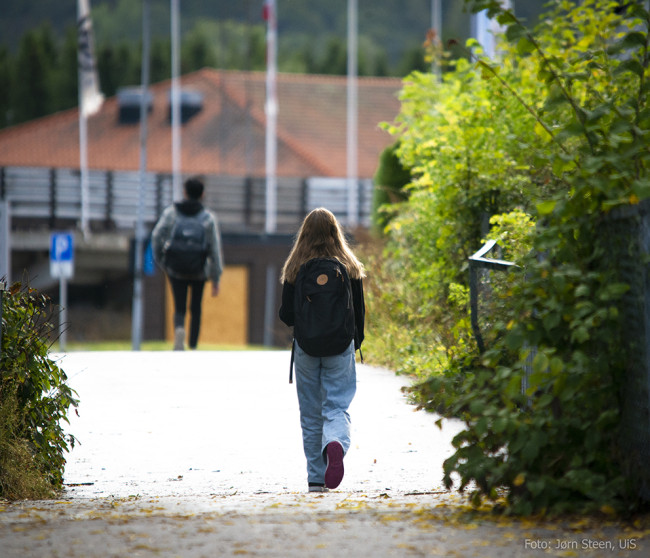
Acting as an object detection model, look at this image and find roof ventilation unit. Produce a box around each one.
[117,87,153,124]
[167,89,203,124]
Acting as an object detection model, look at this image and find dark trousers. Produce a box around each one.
[169,277,205,349]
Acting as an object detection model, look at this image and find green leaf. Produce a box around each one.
[615,59,644,78]
[505,24,526,42]
[496,11,517,26]
[470,399,486,415]
[532,352,549,374]
[476,60,498,80]
[542,311,560,332]
[549,357,564,375]
[621,31,647,49]
[571,326,590,344]
[493,417,508,434]
[536,200,556,216]
[632,178,650,199]
[505,328,525,350]
[517,37,535,55]
[557,121,585,140]
[629,5,650,20]
[599,282,629,301]
[522,435,541,461]
[475,417,488,436]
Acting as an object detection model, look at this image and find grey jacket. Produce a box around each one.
[151,199,223,283]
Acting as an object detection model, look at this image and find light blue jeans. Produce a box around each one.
[294,341,357,485]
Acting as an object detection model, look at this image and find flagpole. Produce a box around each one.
[78,92,89,237]
[346,0,358,228]
[431,0,442,80]
[264,0,278,235]
[263,0,278,347]
[171,0,181,201]
[131,0,151,351]
[77,0,104,237]
[473,0,513,59]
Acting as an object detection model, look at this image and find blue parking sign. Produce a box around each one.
[50,232,74,278]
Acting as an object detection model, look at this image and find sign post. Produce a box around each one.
[0,280,5,363]
[50,232,75,351]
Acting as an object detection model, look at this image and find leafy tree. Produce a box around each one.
[396,45,428,76]
[319,37,348,75]
[150,37,171,85]
[375,0,650,515]
[372,141,411,234]
[0,46,12,128]
[371,44,541,376]
[12,23,58,124]
[97,41,139,97]
[181,29,217,72]
[55,26,81,113]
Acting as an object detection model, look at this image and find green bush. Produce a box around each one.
[372,141,411,235]
[371,0,650,515]
[367,13,541,379]
[0,282,78,499]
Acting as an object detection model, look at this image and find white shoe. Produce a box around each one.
[173,327,185,351]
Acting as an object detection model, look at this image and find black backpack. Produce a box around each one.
[290,257,357,382]
[163,210,209,276]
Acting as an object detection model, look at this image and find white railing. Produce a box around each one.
[1,166,373,233]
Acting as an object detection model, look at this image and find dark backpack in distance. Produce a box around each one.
[163,210,209,276]
[293,257,355,359]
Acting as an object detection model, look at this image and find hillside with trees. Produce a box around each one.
[0,0,547,129]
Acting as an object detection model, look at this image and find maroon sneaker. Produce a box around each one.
[324,441,344,489]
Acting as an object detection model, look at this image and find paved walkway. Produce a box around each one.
[0,351,647,557]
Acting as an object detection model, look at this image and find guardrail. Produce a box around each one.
[468,239,517,353]
[0,166,374,234]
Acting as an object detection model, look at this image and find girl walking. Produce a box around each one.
[279,208,366,492]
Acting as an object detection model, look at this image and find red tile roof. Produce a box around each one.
[0,68,403,179]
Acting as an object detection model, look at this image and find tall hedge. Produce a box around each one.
[371,0,650,515]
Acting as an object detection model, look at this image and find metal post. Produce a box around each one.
[347,0,359,228]
[473,0,513,59]
[264,0,278,235]
[468,264,484,353]
[131,0,151,351]
[79,100,90,237]
[263,264,277,347]
[171,0,182,202]
[0,199,9,282]
[77,0,104,237]
[59,276,68,351]
[431,0,442,80]
[0,280,5,363]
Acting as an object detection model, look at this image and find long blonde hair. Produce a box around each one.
[280,208,366,284]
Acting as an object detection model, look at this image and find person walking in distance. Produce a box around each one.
[279,208,366,492]
[152,176,223,350]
